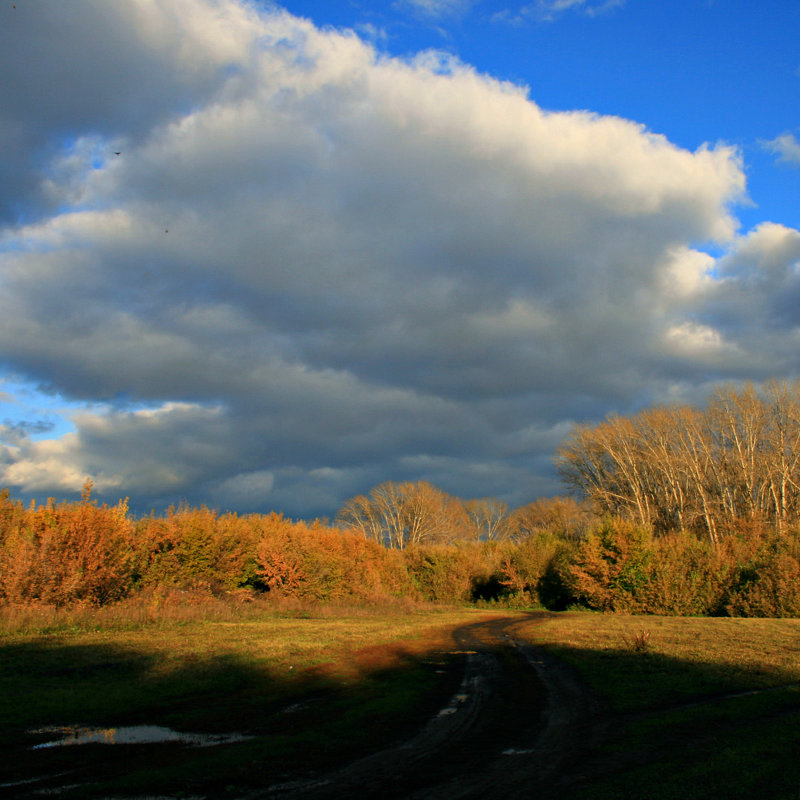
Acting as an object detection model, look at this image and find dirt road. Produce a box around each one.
[251,614,600,799]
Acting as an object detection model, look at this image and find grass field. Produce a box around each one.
[517,612,800,799]
[2,598,799,798]
[0,597,486,798]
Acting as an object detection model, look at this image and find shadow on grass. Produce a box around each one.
[559,652,800,800]
[0,628,469,799]
[2,614,800,800]
[536,642,800,715]
[523,632,800,800]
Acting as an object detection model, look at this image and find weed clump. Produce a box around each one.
[624,628,652,652]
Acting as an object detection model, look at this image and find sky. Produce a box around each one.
[0,0,799,519]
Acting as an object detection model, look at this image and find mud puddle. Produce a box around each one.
[30,724,252,749]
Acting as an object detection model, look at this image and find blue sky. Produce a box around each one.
[0,0,798,517]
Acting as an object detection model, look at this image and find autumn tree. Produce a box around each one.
[463,497,509,541]
[0,480,135,605]
[555,380,800,542]
[336,481,470,549]
[503,496,595,542]
[254,514,412,601]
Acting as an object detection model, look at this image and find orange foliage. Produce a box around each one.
[635,532,727,615]
[254,515,413,602]
[133,505,261,592]
[0,481,134,606]
[722,522,800,617]
[1,483,799,617]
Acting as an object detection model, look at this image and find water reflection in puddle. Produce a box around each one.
[30,725,252,749]
[437,693,470,717]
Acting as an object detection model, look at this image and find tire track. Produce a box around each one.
[250,614,599,800]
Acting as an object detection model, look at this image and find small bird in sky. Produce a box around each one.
[114,152,121,156]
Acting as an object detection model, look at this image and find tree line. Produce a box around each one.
[1,483,799,617]
[556,380,800,543]
[0,480,591,608]
[3,380,800,617]
[334,481,592,548]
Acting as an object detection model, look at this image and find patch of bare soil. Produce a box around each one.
[248,613,602,800]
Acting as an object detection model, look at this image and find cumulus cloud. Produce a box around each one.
[0,402,230,495]
[0,0,263,225]
[700,224,800,340]
[0,0,793,516]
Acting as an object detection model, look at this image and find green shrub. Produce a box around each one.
[567,517,654,612]
[498,532,574,608]
[133,506,260,592]
[724,528,800,617]
[404,543,495,604]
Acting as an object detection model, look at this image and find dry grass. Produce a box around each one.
[0,592,486,677]
[514,611,800,716]
[624,627,652,651]
[0,589,440,635]
[520,612,800,678]
[511,611,800,799]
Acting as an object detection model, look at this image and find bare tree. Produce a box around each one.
[464,497,509,541]
[504,496,595,541]
[335,492,387,544]
[762,380,800,532]
[709,383,767,520]
[556,380,800,543]
[336,481,467,549]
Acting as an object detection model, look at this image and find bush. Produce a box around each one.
[255,516,413,602]
[3,483,800,617]
[567,517,654,612]
[404,543,497,604]
[498,532,574,608]
[0,484,134,606]
[133,506,261,592]
[632,531,730,615]
[724,527,800,617]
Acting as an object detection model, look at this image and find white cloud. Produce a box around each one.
[521,0,627,22]
[397,0,475,18]
[717,223,800,284]
[764,132,800,166]
[669,224,800,381]
[663,322,729,357]
[662,247,716,298]
[0,434,89,494]
[0,402,229,496]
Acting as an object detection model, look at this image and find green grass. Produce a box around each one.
[0,597,487,798]
[4,601,800,798]
[515,612,800,799]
